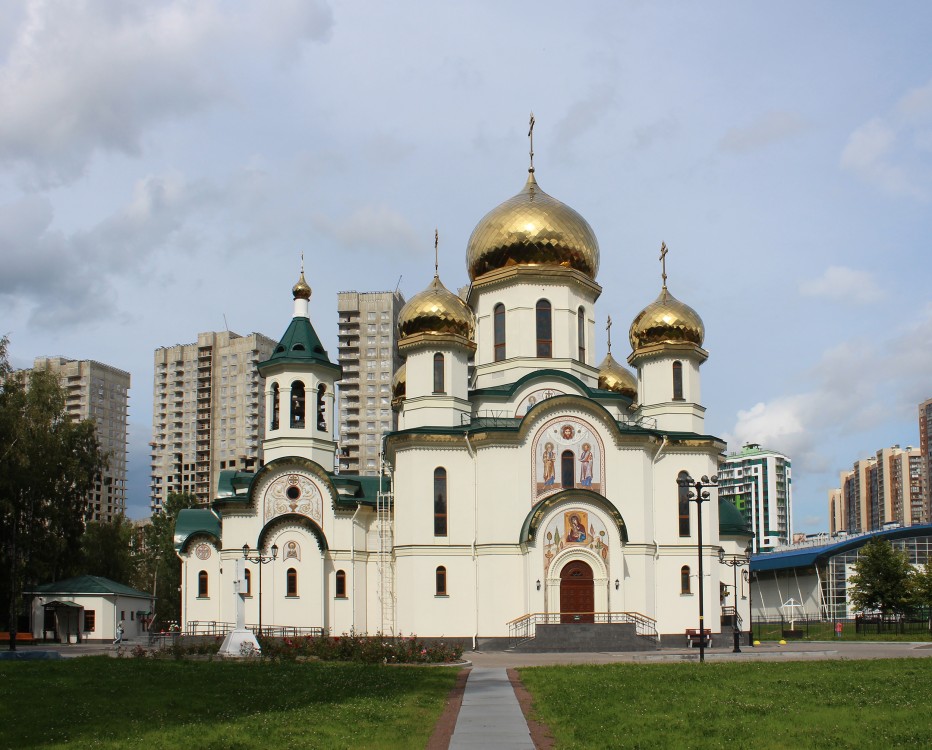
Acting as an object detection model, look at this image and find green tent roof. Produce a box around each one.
[26,575,151,598]
[258,316,341,375]
[719,496,753,537]
[174,508,222,552]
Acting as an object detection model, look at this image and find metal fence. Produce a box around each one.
[750,610,932,641]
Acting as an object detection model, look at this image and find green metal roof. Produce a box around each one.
[719,496,753,537]
[26,575,151,599]
[174,508,222,552]
[258,316,342,375]
[471,368,630,403]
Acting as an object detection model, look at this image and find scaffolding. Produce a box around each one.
[377,451,396,635]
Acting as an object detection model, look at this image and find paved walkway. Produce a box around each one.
[449,668,534,749]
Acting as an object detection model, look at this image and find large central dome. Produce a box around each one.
[466,171,600,282]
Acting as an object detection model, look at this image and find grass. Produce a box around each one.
[0,657,459,749]
[520,659,932,749]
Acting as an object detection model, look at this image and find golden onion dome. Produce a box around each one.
[390,362,406,410]
[466,171,600,282]
[292,271,311,300]
[629,286,705,351]
[597,352,638,400]
[397,275,475,342]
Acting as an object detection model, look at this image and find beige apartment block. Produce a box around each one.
[150,331,276,512]
[30,357,130,523]
[921,398,932,523]
[336,290,405,475]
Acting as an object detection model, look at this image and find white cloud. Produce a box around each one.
[0,0,333,185]
[798,265,885,305]
[719,111,808,153]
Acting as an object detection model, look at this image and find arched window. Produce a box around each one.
[244,569,252,596]
[681,565,691,594]
[316,383,327,430]
[198,571,208,598]
[286,568,298,597]
[433,353,445,393]
[270,383,280,431]
[672,361,684,401]
[536,300,552,358]
[577,307,585,362]
[435,566,447,596]
[678,470,691,537]
[434,467,447,536]
[561,450,575,489]
[335,570,346,598]
[290,381,305,427]
[493,303,506,362]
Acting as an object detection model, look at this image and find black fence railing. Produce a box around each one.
[750,610,932,642]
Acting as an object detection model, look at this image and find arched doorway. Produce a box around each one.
[560,559,594,623]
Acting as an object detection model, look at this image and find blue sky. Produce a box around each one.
[2,1,930,529]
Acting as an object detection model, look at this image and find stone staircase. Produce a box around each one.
[510,622,659,652]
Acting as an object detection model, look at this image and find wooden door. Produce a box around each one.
[560,560,594,623]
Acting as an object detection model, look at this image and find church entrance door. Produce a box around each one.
[559,560,594,623]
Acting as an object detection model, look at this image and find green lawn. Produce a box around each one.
[520,659,932,749]
[0,657,459,749]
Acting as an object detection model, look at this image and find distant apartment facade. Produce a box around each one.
[30,357,130,523]
[150,331,276,512]
[830,444,924,534]
[717,443,792,553]
[336,290,405,475]
[921,398,932,524]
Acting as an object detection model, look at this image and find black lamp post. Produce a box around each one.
[242,543,278,636]
[718,549,749,653]
[677,473,717,663]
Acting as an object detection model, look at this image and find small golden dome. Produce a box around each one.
[292,271,311,300]
[398,276,475,342]
[629,286,704,351]
[466,171,599,282]
[391,362,406,411]
[597,352,637,399]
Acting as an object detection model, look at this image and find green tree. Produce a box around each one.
[81,515,137,584]
[0,335,105,645]
[138,492,197,628]
[848,538,914,620]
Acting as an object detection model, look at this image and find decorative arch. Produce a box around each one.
[530,415,606,500]
[257,513,329,552]
[520,489,628,545]
[548,543,608,582]
[178,532,221,557]
[247,456,339,514]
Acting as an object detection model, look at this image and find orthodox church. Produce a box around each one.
[175,143,752,648]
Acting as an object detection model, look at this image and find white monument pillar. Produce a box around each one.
[219,559,262,657]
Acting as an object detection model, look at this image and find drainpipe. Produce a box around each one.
[650,436,669,636]
[465,432,478,651]
[350,502,362,633]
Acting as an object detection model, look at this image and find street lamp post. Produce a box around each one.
[718,549,749,653]
[242,543,278,636]
[677,473,718,663]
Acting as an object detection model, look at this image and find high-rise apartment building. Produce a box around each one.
[717,443,792,553]
[150,331,276,512]
[30,357,130,523]
[830,444,924,534]
[336,290,405,475]
[920,398,932,524]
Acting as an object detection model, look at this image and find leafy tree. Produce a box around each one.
[848,538,914,619]
[137,492,197,628]
[81,515,137,584]
[0,335,105,644]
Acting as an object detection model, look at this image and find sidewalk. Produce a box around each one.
[449,668,534,749]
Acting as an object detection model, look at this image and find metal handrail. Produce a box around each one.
[507,611,659,647]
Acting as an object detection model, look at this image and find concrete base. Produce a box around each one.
[218,629,261,658]
[514,623,658,652]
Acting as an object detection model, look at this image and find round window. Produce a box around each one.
[286,485,301,501]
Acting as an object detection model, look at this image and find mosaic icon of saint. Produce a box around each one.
[579,443,593,487]
[567,514,587,543]
[542,442,556,486]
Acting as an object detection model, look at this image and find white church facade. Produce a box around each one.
[175,153,752,648]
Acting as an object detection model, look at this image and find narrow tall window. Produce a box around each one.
[681,565,691,594]
[198,571,208,598]
[672,361,684,401]
[577,307,585,362]
[270,383,280,430]
[286,568,298,597]
[678,470,691,537]
[291,381,305,427]
[561,450,575,489]
[316,383,327,430]
[433,353,445,393]
[536,300,552,357]
[335,570,347,598]
[436,566,447,596]
[434,467,448,536]
[83,610,96,632]
[244,569,252,596]
[494,303,506,361]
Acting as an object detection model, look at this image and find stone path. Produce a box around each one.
[449,667,535,749]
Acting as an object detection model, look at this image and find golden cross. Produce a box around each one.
[659,242,668,288]
[300,251,304,274]
[528,111,536,172]
[434,228,439,276]
[606,315,613,355]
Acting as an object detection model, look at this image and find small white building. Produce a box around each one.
[27,575,153,643]
[176,154,752,648]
